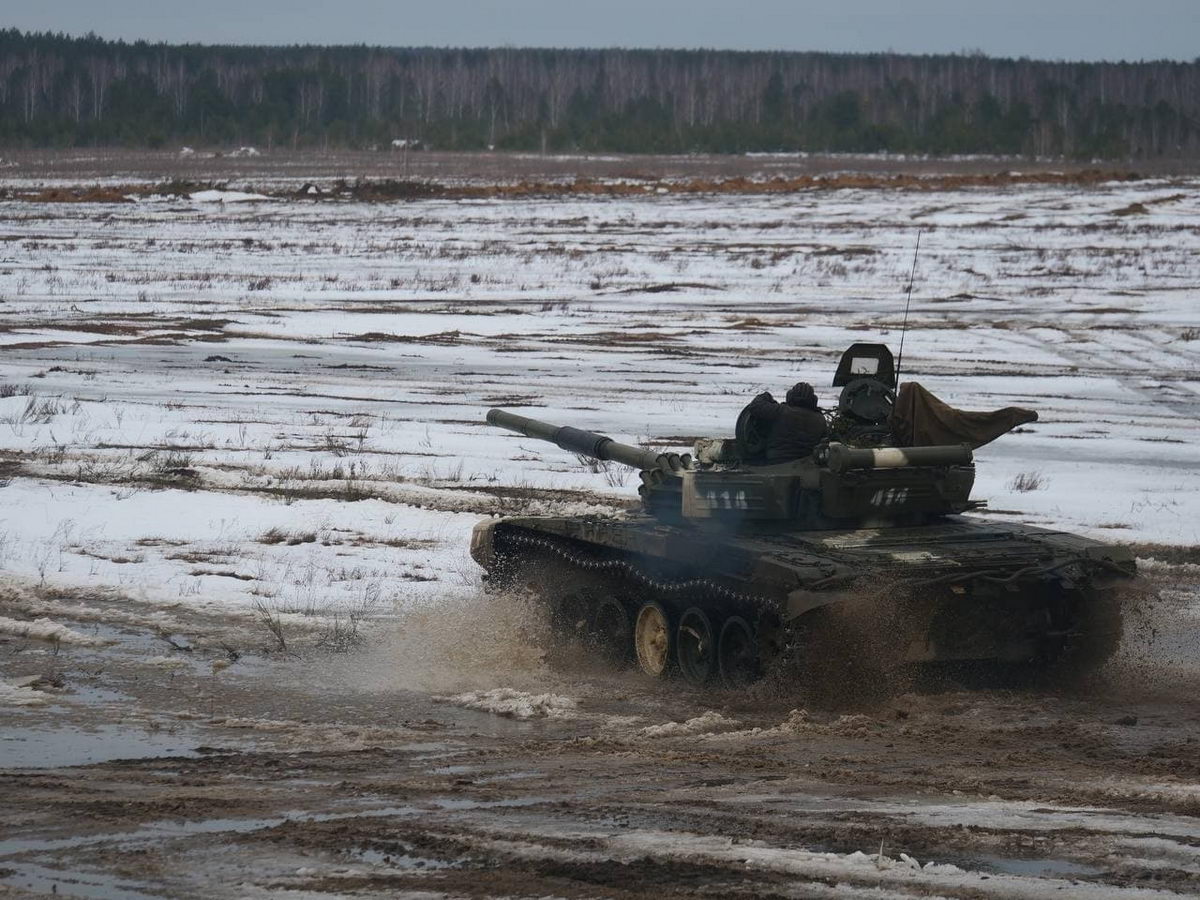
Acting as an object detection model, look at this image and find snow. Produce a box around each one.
[640,710,742,737]
[0,175,1197,632]
[143,655,188,669]
[437,688,578,719]
[606,830,1181,898]
[0,617,105,647]
[187,189,271,203]
[0,680,50,707]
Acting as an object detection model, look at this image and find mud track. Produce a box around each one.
[2,571,1199,899]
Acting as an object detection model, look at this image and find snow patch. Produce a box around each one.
[610,830,964,882]
[0,679,50,706]
[188,189,271,203]
[640,710,741,738]
[144,655,187,669]
[0,616,105,646]
[707,710,881,741]
[437,688,578,719]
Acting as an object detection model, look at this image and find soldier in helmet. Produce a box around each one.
[746,382,828,462]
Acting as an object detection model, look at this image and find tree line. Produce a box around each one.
[1,30,1196,158]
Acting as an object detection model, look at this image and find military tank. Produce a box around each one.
[471,343,1135,689]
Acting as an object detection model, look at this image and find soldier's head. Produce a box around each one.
[786,382,818,409]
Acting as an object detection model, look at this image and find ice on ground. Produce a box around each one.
[0,616,105,647]
[608,830,1178,898]
[437,688,578,719]
[187,189,270,202]
[143,655,188,669]
[0,679,50,707]
[609,830,966,879]
[640,710,742,738]
[707,709,881,741]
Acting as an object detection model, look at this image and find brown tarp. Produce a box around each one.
[889,382,1038,449]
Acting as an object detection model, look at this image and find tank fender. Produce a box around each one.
[470,519,499,570]
[785,587,850,621]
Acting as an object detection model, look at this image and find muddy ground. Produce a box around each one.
[1,564,1198,900]
[7,147,1198,190]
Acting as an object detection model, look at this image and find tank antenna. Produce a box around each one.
[894,229,922,385]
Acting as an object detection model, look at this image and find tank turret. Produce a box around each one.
[485,404,977,529]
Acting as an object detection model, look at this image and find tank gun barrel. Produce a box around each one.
[487,409,687,472]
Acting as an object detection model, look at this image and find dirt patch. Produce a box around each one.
[351,330,465,345]
[6,168,1147,205]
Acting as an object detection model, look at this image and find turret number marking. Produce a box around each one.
[870,487,910,507]
[704,489,750,510]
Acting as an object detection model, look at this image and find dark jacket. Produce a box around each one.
[748,392,827,462]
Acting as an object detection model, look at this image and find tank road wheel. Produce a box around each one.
[634,600,676,678]
[588,597,633,666]
[546,588,592,640]
[718,615,760,689]
[676,607,717,686]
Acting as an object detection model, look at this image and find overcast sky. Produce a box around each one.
[9,1,1197,62]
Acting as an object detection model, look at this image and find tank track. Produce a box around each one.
[497,526,772,611]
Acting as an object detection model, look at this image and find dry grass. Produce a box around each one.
[252,598,289,653]
[1008,471,1046,492]
[7,167,1149,206]
[258,528,318,546]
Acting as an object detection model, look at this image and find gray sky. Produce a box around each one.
[9,0,1198,61]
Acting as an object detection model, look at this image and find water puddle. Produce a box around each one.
[350,846,455,870]
[977,854,1106,879]
[0,862,163,900]
[0,797,553,858]
[0,723,206,768]
[478,769,542,784]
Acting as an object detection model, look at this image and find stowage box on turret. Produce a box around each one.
[471,344,1135,689]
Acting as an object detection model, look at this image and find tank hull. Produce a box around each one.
[472,513,1134,685]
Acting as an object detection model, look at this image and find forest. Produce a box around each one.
[1,30,1196,158]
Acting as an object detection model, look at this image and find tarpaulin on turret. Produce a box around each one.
[889,382,1038,449]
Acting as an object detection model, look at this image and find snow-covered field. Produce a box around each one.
[2,173,1200,898]
[2,178,1198,625]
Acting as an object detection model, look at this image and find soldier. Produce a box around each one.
[747,382,827,462]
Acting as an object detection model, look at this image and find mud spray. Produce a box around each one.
[1106,562,1200,702]
[332,588,556,696]
[312,559,1197,717]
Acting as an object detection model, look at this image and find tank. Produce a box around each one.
[471,343,1136,690]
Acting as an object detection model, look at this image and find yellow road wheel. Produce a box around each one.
[634,601,675,678]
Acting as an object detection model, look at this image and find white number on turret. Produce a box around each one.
[870,487,910,507]
[704,489,750,509]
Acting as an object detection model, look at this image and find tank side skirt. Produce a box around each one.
[495,526,774,613]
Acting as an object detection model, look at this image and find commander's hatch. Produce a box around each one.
[833,343,896,388]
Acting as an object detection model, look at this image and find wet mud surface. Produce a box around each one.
[2,567,1199,899]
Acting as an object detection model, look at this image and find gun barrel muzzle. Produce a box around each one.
[486,408,670,471]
